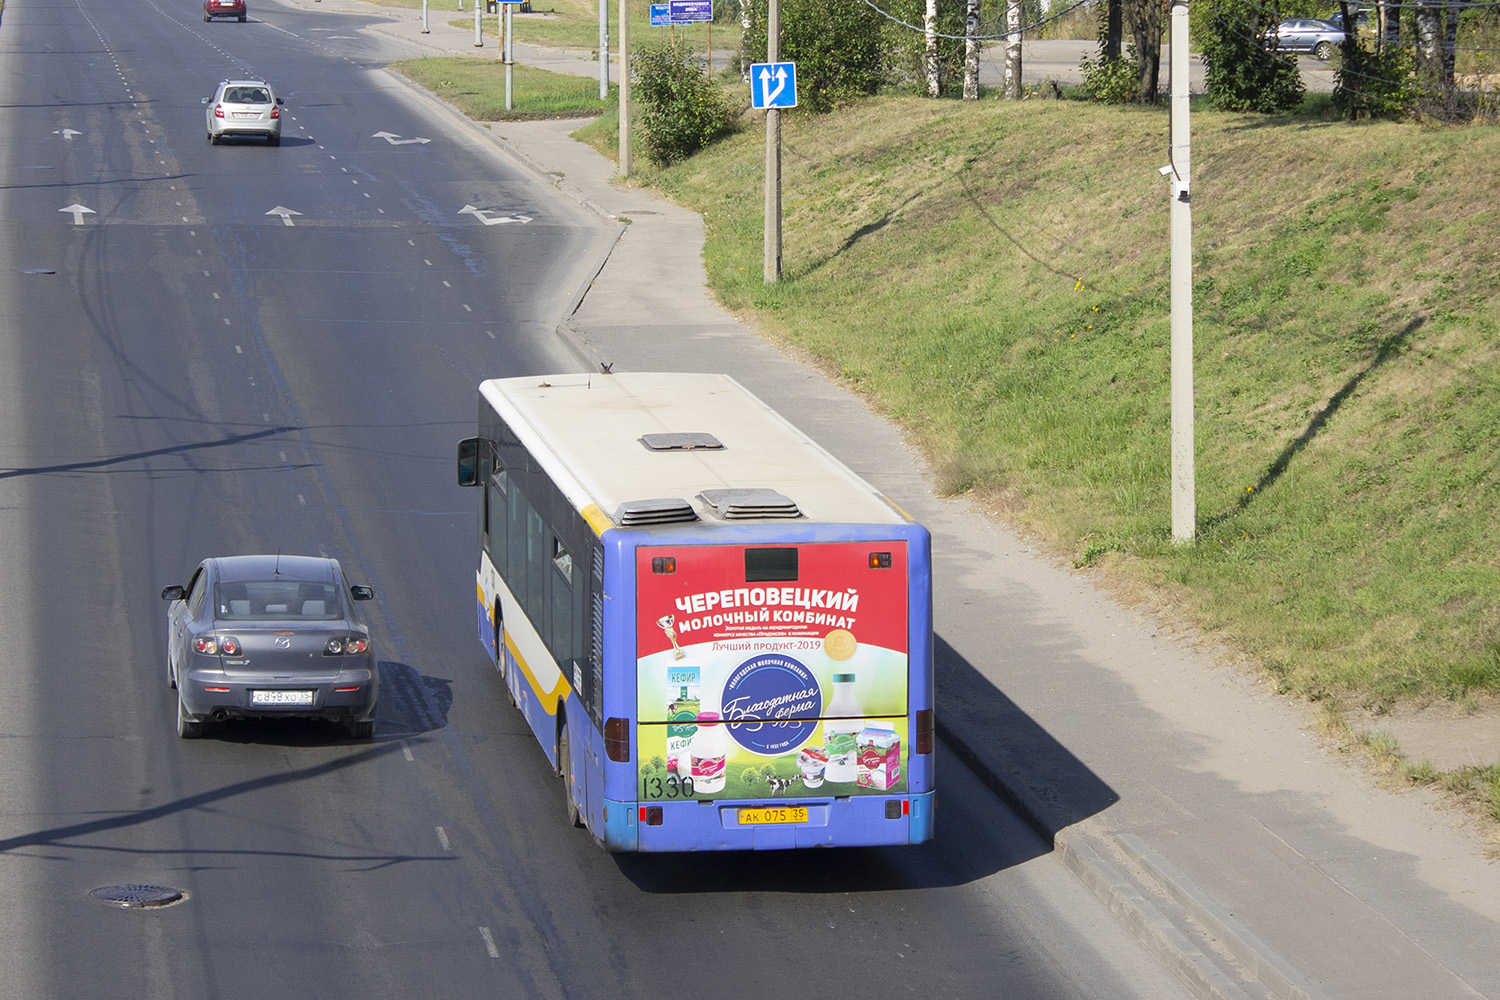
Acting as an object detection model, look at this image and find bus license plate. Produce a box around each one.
[738,806,808,826]
[251,689,314,706]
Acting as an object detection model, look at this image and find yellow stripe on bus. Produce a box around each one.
[581,503,612,538]
[502,630,572,712]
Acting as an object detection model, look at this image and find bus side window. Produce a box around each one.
[485,470,507,556]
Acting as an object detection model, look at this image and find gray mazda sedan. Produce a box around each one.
[162,555,378,739]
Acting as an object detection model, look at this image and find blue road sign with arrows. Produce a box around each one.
[750,61,797,109]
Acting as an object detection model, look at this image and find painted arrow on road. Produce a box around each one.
[266,206,303,227]
[59,204,96,225]
[54,128,83,140]
[373,131,431,145]
[459,204,533,226]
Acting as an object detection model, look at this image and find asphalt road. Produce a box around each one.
[0,1,1192,997]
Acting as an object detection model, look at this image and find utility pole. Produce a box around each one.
[619,0,632,175]
[505,3,515,108]
[762,0,782,282]
[1167,0,1195,543]
[600,0,610,99]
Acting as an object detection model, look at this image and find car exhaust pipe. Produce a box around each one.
[212,710,230,721]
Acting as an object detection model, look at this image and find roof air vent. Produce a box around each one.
[640,433,724,451]
[698,489,801,520]
[615,498,699,525]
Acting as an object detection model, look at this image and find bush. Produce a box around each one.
[1200,12,1306,113]
[634,38,737,166]
[1079,53,1143,104]
[1334,42,1417,120]
[741,0,887,112]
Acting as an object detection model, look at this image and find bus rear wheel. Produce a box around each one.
[559,723,583,828]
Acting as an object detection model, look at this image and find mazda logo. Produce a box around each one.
[274,636,291,648]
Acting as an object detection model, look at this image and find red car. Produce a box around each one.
[203,0,247,22]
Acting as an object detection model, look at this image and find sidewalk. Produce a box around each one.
[286,3,1500,997]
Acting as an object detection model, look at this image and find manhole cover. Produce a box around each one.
[90,884,184,908]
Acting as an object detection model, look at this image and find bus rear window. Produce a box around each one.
[744,547,798,582]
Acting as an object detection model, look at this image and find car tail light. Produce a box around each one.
[194,635,239,655]
[270,106,280,120]
[915,708,934,754]
[324,635,370,656]
[604,717,630,762]
[213,104,225,119]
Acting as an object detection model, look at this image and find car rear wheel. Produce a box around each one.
[176,693,204,739]
[1314,40,1333,60]
[559,723,583,828]
[210,132,221,145]
[239,14,247,21]
[346,717,375,740]
[267,134,280,146]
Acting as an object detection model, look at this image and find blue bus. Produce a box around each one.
[456,373,934,851]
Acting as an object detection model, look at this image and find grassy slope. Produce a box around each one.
[577,96,1500,711]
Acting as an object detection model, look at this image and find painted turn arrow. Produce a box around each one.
[373,131,431,145]
[54,128,83,140]
[59,204,96,225]
[459,204,534,226]
[266,206,303,227]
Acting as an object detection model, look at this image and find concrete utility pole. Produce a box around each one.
[600,0,610,99]
[505,4,515,107]
[619,0,632,175]
[1167,0,1195,543]
[762,0,782,282]
[473,2,483,45]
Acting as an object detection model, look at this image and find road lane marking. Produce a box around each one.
[436,826,451,851]
[479,927,500,959]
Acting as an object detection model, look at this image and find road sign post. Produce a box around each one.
[750,49,794,283]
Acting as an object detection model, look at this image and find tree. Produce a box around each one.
[1199,1,1305,112]
[963,0,981,100]
[743,0,888,111]
[1126,0,1164,102]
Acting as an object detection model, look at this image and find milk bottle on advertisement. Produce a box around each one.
[689,691,728,794]
[823,672,862,783]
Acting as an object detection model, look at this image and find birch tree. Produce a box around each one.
[926,0,940,96]
[1004,0,1022,99]
[963,0,981,100]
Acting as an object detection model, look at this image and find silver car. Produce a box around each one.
[1269,18,1346,60]
[203,79,283,145]
[162,555,378,739]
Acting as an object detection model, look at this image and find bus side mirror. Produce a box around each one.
[457,438,480,487]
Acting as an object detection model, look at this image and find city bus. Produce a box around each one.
[456,372,934,851]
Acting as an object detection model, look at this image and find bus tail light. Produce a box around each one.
[605,717,631,762]
[640,806,663,826]
[915,708,934,754]
[868,551,892,569]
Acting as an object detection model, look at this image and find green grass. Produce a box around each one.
[569,95,1500,711]
[390,57,613,118]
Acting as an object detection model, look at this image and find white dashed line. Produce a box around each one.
[479,927,500,959]
[436,826,451,851]
[402,743,415,762]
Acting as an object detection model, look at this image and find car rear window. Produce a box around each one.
[216,581,340,620]
[227,88,269,104]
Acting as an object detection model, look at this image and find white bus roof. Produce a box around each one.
[479,373,911,529]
